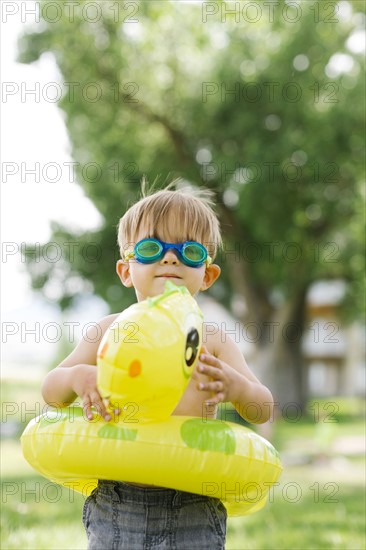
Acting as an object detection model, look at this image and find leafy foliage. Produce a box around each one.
[19,1,364,322]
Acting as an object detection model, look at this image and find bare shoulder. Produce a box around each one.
[57,312,121,369]
[94,313,121,333]
[204,326,236,357]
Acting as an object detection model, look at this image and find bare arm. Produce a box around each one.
[41,314,119,419]
[197,330,274,424]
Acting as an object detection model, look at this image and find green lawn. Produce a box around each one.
[227,463,365,549]
[1,380,365,549]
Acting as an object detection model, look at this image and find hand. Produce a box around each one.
[71,364,113,421]
[196,347,235,405]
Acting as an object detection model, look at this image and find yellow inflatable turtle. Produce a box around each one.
[21,282,282,516]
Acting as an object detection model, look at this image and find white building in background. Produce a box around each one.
[302,280,365,398]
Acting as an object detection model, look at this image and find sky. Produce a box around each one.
[1,6,105,373]
[2,10,103,309]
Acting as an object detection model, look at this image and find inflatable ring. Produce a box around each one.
[21,283,282,516]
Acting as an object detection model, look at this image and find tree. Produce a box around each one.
[19,0,365,407]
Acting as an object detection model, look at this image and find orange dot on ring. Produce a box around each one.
[98,341,109,359]
[128,359,142,377]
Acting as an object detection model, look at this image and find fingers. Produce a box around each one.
[205,394,224,406]
[83,392,111,422]
[198,363,222,378]
[199,353,221,368]
[83,398,94,421]
[197,354,227,404]
[198,381,224,393]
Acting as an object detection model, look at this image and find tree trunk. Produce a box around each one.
[243,290,308,414]
[217,201,309,411]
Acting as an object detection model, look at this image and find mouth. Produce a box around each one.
[156,274,182,279]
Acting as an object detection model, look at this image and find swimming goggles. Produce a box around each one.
[124,238,212,268]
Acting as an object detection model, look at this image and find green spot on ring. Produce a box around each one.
[180,418,236,454]
[37,410,72,429]
[98,424,138,441]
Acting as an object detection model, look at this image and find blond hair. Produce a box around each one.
[117,182,222,260]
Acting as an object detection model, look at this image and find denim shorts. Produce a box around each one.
[82,480,227,549]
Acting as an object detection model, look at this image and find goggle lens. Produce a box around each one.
[183,243,206,263]
[135,240,162,260]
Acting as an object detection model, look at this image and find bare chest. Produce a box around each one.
[172,376,216,418]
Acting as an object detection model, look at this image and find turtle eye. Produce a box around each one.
[185,328,200,367]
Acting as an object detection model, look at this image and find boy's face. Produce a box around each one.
[116,227,220,302]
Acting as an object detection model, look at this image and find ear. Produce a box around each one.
[200,263,221,291]
[116,259,133,288]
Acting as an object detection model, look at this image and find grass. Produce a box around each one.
[1,441,87,550]
[2,465,364,550]
[226,463,365,549]
[1,379,365,550]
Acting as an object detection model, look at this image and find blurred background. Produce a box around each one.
[1,1,365,548]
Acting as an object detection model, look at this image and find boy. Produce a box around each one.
[41,184,274,549]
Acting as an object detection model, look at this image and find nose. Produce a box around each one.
[160,249,180,265]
